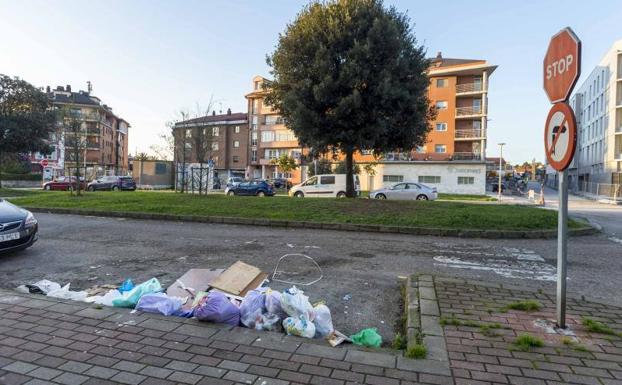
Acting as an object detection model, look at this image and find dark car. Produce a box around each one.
[225,180,274,197]
[42,176,87,191]
[0,199,38,253]
[270,178,292,189]
[88,176,137,191]
[491,182,507,192]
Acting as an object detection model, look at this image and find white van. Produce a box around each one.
[288,174,360,198]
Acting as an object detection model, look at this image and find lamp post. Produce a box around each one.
[498,143,506,200]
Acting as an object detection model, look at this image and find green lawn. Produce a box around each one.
[438,193,497,202]
[0,188,40,197]
[8,190,581,231]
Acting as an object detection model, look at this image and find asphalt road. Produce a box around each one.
[1,213,621,342]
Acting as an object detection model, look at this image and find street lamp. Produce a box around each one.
[497,143,506,200]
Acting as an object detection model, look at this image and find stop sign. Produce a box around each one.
[40,159,49,168]
[543,27,581,103]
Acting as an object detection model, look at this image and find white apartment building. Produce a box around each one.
[567,40,622,188]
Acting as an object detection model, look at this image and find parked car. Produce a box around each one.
[288,174,360,198]
[0,199,38,253]
[226,176,244,188]
[225,180,274,197]
[369,182,438,201]
[270,178,292,189]
[42,176,86,191]
[87,176,136,191]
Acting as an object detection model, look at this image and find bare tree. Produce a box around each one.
[149,131,174,160]
[190,99,216,194]
[60,104,88,196]
[171,110,190,193]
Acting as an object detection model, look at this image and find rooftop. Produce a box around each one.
[175,110,248,128]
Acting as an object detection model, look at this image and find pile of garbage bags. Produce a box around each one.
[17,278,381,346]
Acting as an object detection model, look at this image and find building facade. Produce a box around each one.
[566,40,622,189]
[245,76,304,182]
[31,85,130,180]
[173,109,249,182]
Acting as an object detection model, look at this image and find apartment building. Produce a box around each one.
[31,85,130,180]
[173,109,249,181]
[245,76,304,182]
[566,39,622,189]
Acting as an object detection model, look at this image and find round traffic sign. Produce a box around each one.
[40,159,49,167]
[543,27,581,104]
[544,102,577,171]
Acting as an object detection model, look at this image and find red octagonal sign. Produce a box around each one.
[543,27,581,104]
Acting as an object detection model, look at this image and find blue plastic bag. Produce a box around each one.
[194,291,240,326]
[136,293,182,316]
[119,279,134,293]
[112,278,162,308]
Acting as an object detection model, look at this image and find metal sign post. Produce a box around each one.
[543,27,581,329]
[557,169,568,328]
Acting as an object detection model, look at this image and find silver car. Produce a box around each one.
[369,182,438,201]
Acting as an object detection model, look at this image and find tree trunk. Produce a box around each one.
[0,151,3,189]
[345,148,355,198]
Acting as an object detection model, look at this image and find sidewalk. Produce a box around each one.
[0,289,449,385]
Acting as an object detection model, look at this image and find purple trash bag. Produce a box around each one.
[194,291,240,326]
[239,288,267,328]
[135,293,182,316]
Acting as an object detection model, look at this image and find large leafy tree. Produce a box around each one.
[0,75,55,186]
[266,0,434,197]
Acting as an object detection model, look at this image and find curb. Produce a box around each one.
[401,274,451,376]
[25,206,599,239]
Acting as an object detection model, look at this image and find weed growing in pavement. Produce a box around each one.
[513,334,544,351]
[440,316,507,335]
[574,344,589,352]
[392,333,407,350]
[405,344,427,359]
[503,300,542,312]
[479,324,501,337]
[561,336,574,345]
[582,318,620,337]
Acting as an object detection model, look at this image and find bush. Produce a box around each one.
[513,334,544,351]
[405,344,427,359]
[0,173,42,181]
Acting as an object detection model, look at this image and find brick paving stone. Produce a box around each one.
[3,361,38,374]
[253,378,290,385]
[138,355,170,367]
[83,366,119,380]
[331,368,365,382]
[27,367,63,380]
[240,354,271,367]
[53,372,89,385]
[218,359,249,372]
[193,364,227,378]
[223,370,257,384]
[109,371,146,385]
[296,343,346,361]
[189,355,221,367]
[247,364,279,378]
[138,365,174,379]
[344,350,396,369]
[34,356,67,368]
[164,360,198,373]
[0,372,34,385]
[278,369,311,383]
[111,361,145,373]
[319,358,350,371]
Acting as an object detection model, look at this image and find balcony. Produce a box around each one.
[455,129,484,140]
[456,83,483,95]
[456,106,483,118]
[452,152,482,161]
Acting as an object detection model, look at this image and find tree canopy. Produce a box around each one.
[0,75,55,156]
[265,0,434,196]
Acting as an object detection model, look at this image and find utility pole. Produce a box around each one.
[497,142,506,200]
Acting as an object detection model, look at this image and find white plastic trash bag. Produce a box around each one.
[313,304,334,338]
[85,289,122,307]
[47,284,88,302]
[281,286,315,321]
[283,315,316,339]
[33,280,61,294]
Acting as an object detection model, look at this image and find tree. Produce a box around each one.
[133,152,156,161]
[335,160,360,174]
[171,110,190,193]
[59,105,87,196]
[307,158,332,177]
[271,153,298,178]
[190,100,217,195]
[0,75,55,187]
[149,132,174,160]
[265,0,434,197]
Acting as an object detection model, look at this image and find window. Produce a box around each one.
[383,175,403,183]
[254,81,260,90]
[261,131,275,142]
[251,150,257,162]
[435,144,446,153]
[457,176,474,185]
[211,142,219,151]
[472,120,482,129]
[265,115,282,125]
[435,122,447,131]
[155,163,167,175]
[419,176,441,184]
[392,183,407,190]
[234,126,240,133]
[233,140,240,148]
[212,127,219,136]
[185,129,192,138]
[276,131,295,141]
[251,132,258,146]
[436,101,448,110]
[436,79,447,88]
[232,156,240,163]
[251,116,258,130]
[304,177,318,186]
[320,175,335,185]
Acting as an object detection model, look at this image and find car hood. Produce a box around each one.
[0,199,27,222]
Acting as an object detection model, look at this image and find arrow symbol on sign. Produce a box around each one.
[549,117,567,156]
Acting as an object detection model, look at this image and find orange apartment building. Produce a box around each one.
[244,54,496,193]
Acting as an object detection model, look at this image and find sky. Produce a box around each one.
[2,0,621,164]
